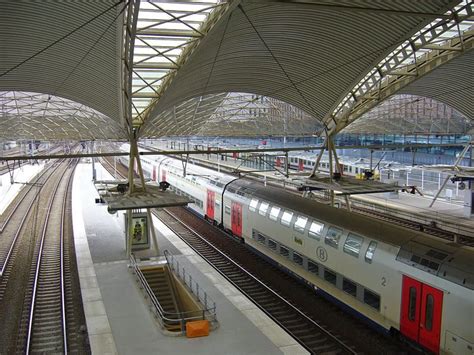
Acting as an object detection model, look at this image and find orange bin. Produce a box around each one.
[186,320,210,338]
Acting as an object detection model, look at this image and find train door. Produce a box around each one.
[231,202,242,237]
[298,159,304,171]
[275,157,281,168]
[161,169,167,182]
[206,190,215,220]
[400,275,443,354]
[152,166,157,181]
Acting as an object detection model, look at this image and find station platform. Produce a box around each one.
[72,162,308,354]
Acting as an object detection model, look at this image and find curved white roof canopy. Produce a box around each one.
[141,92,323,137]
[0,1,125,132]
[143,0,462,136]
[342,95,473,134]
[399,47,473,120]
[0,92,127,140]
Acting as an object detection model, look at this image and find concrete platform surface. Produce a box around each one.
[73,162,308,355]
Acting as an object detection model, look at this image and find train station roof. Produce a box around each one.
[0,0,472,141]
[0,1,127,140]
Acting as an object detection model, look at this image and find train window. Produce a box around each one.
[364,289,380,310]
[324,269,337,285]
[268,239,277,250]
[425,294,434,331]
[293,252,303,265]
[259,202,269,216]
[365,241,377,263]
[225,205,231,215]
[269,206,281,221]
[294,216,308,233]
[343,233,364,258]
[308,221,324,240]
[426,249,448,260]
[325,226,343,249]
[343,278,357,297]
[307,260,319,275]
[281,211,294,227]
[408,287,417,321]
[280,246,289,258]
[249,199,259,212]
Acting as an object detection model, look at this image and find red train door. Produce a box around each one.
[298,159,304,171]
[161,169,167,182]
[275,157,281,168]
[206,190,215,219]
[400,275,443,354]
[231,202,242,237]
[152,166,157,181]
[419,284,443,354]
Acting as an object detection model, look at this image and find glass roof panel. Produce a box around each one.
[132,0,222,123]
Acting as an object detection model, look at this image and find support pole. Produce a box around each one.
[429,142,471,207]
[330,139,351,212]
[147,209,159,254]
[369,149,373,171]
[328,138,334,207]
[309,135,327,178]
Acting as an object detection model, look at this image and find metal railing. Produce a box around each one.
[163,250,216,319]
[130,254,216,333]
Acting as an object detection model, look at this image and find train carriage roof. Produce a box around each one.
[228,178,474,289]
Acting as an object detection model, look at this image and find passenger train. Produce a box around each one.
[120,145,473,355]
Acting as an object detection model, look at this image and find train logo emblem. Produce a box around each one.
[316,246,328,262]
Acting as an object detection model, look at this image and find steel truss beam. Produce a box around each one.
[0,142,468,162]
[130,0,225,126]
[328,2,473,135]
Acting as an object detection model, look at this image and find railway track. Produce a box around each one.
[21,160,72,353]
[157,208,355,354]
[0,158,88,353]
[156,207,417,355]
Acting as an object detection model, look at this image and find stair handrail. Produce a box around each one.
[130,254,215,333]
[130,254,210,332]
[163,250,217,321]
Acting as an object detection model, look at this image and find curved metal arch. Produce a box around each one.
[329,1,473,135]
[0,91,128,140]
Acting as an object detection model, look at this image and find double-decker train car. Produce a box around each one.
[120,145,473,355]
